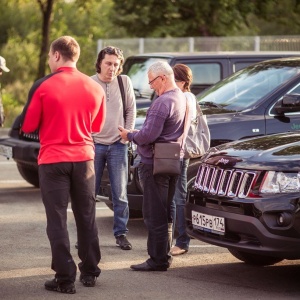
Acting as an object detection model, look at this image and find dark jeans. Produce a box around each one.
[138,163,178,269]
[39,160,101,284]
[170,158,191,250]
[94,141,129,237]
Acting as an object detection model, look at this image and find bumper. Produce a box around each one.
[185,191,300,259]
[0,137,39,163]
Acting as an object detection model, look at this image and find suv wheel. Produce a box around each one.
[228,248,283,266]
[129,209,143,219]
[17,163,39,188]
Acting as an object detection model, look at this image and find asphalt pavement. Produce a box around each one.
[1,130,300,299]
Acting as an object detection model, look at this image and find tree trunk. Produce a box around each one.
[36,0,54,81]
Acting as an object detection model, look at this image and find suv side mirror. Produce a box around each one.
[275,93,300,114]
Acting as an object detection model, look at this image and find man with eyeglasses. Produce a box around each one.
[0,56,10,127]
[91,46,136,251]
[119,61,187,271]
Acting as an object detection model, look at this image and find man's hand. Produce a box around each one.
[118,125,130,141]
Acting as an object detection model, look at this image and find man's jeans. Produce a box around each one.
[94,141,129,237]
[138,163,177,269]
[170,158,191,250]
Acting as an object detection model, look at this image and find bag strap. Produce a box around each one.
[180,101,189,145]
[117,75,126,120]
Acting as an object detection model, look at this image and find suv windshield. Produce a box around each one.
[198,61,300,112]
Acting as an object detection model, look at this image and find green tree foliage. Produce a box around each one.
[110,0,259,37]
[0,0,116,126]
[111,0,300,37]
[1,0,300,127]
[250,0,300,35]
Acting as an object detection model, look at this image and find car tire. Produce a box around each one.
[16,163,39,188]
[129,209,143,219]
[228,248,283,266]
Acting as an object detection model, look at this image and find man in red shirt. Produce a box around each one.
[21,36,106,294]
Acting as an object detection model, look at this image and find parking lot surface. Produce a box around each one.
[0,153,300,299]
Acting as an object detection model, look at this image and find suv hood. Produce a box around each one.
[205,132,300,171]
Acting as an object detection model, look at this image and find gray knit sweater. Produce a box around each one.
[91,74,136,145]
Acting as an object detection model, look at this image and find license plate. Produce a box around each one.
[0,145,12,159]
[192,210,225,235]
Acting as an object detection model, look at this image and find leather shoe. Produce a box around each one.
[130,261,167,271]
[116,235,132,250]
[79,274,97,287]
[44,278,76,294]
[170,246,188,256]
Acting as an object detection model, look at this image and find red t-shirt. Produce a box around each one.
[22,67,106,165]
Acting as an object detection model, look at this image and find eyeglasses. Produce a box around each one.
[148,75,162,85]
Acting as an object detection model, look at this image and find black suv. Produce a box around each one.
[105,56,300,215]
[186,131,300,266]
[1,52,300,215]
[125,51,300,101]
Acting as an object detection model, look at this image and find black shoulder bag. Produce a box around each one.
[153,102,189,176]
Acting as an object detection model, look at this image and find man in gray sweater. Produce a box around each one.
[91,46,136,250]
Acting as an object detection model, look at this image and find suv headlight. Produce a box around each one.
[260,171,300,193]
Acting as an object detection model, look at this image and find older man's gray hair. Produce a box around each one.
[148,61,174,77]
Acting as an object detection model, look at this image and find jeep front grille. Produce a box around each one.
[194,164,257,198]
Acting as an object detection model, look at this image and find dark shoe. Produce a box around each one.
[79,274,97,287]
[130,261,167,272]
[44,278,76,294]
[116,235,132,250]
[75,241,78,249]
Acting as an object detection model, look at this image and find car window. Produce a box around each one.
[289,83,300,94]
[234,62,255,72]
[186,63,221,85]
[123,58,222,100]
[198,63,300,112]
[123,57,170,99]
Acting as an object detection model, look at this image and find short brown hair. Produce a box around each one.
[50,36,80,62]
[95,46,124,75]
[172,64,193,92]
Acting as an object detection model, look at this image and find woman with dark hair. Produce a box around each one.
[170,64,197,256]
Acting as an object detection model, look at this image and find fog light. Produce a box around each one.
[277,212,293,226]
